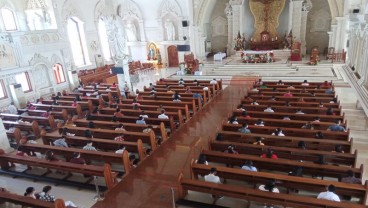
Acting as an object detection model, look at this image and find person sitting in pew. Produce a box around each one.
[71,99,78,107]
[255,79,263,86]
[261,148,278,159]
[114,108,124,117]
[250,85,259,92]
[330,97,338,103]
[325,87,335,95]
[16,145,29,157]
[69,152,86,165]
[193,92,203,103]
[326,107,335,115]
[210,78,217,85]
[301,80,309,86]
[277,80,284,85]
[204,168,224,199]
[301,122,314,130]
[259,180,280,193]
[140,111,149,118]
[251,100,259,105]
[41,109,51,118]
[295,108,305,114]
[241,111,251,119]
[84,129,93,138]
[288,166,303,177]
[133,104,141,111]
[283,91,293,97]
[228,116,239,124]
[260,83,267,89]
[45,150,59,162]
[178,78,185,85]
[26,102,35,110]
[215,133,224,141]
[115,124,126,131]
[272,128,285,136]
[253,137,265,146]
[132,98,141,106]
[282,115,291,120]
[333,144,344,153]
[136,116,146,125]
[287,85,295,90]
[105,86,111,92]
[264,105,274,113]
[115,145,126,154]
[317,184,340,202]
[315,131,325,139]
[53,137,69,148]
[83,142,98,151]
[313,117,321,122]
[114,135,125,142]
[166,86,174,94]
[129,155,139,168]
[341,170,362,185]
[238,123,251,134]
[318,102,324,107]
[241,160,257,172]
[327,120,346,132]
[298,141,306,150]
[196,154,208,165]
[254,119,265,126]
[62,127,75,136]
[24,187,36,199]
[7,102,18,114]
[224,145,238,154]
[39,186,78,207]
[158,110,169,119]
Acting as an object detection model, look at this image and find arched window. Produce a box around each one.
[53,63,66,84]
[1,8,17,31]
[67,17,90,66]
[98,18,112,61]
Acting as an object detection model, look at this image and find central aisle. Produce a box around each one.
[92,76,255,208]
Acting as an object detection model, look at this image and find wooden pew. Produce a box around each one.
[238,104,342,115]
[222,124,350,141]
[236,117,346,130]
[241,99,340,108]
[233,110,345,123]
[88,113,175,133]
[20,143,129,172]
[0,191,58,208]
[217,130,352,153]
[56,95,102,105]
[201,150,363,179]
[73,119,168,141]
[144,86,213,101]
[123,99,197,114]
[0,149,118,190]
[18,109,68,121]
[261,81,332,86]
[32,104,83,118]
[3,120,40,138]
[249,95,336,103]
[178,177,366,208]
[191,163,367,204]
[99,107,184,125]
[1,113,56,129]
[5,127,22,145]
[137,91,208,104]
[248,91,335,98]
[42,99,93,112]
[41,132,145,160]
[116,103,190,121]
[58,126,157,150]
[158,78,223,91]
[140,95,201,112]
[210,140,357,167]
[257,87,332,93]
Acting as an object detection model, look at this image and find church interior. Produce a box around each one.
[1,0,368,207]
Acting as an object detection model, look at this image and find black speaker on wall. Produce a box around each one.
[182,20,188,27]
[352,9,360,13]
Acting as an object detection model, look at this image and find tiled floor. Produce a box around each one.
[1,58,367,208]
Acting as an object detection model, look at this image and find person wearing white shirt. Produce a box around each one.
[204,168,224,199]
[259,180,279,193]
[210,79,217,85]
[317,185,340,202]
[241,160,257,172]
[158,110,169,119]
[7,102,18,114]
[264,106,274,113]
[115,146,126,154]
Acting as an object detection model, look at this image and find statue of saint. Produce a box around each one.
[157,49,162,65]
[105,16,127,61]
[165,20,175,41]
[126,21,138,42]
[224,3,232,17]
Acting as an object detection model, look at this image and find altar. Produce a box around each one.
[236,49,291,60]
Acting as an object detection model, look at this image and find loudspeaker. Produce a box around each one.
[352,9,360,13]
[182,20,188,27]
[183,36,187,41]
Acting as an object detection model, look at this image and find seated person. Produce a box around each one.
[204,168,223,199]
[136,116,146,124]
[283,91,293,97]
[196,154,208,165]
[254,119,265,126]
[69,152,86,164]
[253,137,265,145]
[261,148,278,159]
[301,80,309,86]
[259,180,279,193]
[272,128,285,136]
[227,116,239,124]
[238,123,251,134]
[317,185,340,202]
[83,142,98,151]
[263,105,274,112]
[241,160,257,172]
[53,137,68,148]
[327,120,346,132]
[115,145,126,154]
[158,110,169,119]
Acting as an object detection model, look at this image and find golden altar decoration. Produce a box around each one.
[249,0,286,42]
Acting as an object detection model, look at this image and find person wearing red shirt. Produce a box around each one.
[283,91,293,97]
[261,148,278,159]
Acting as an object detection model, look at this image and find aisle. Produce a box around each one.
[92,77,254,208]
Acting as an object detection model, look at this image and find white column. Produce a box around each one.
[327,32,334,48]
[288,0,293,33]
[331,25,338,49]
[291,0,304,41]
[0,119,12,153]
[138,20,146,42]
[335,17,346,51]
[231,4,242,39]
[226,12,234,55]
[300,10,309,55]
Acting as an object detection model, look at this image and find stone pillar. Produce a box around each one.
[0,119,12,153]
[335,16,348,51]
[291,0,304,41]
[225,5,234,56]
[115,58,131,94]
[331,25,337,49]
[327,32,334,48]
[300,10,309,56]
[138,20,146,42]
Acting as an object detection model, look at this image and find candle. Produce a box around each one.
[276,36,278,40]
[272,38,274,41]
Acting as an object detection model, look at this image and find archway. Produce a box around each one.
[167,45,178,67]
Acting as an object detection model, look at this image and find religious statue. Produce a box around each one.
[105,15,128,62]
[157,49,162,65]
[284,30,293,49]
[149,48,154,60]
[165,20,175,41]
[125,21,138,42]
[241,33,247,50]
[234,31,244,51]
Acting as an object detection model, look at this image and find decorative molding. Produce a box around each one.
[118,0,143,20]
[159,0,183,18]
[61,0,84,23]
[28,53,51,67]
